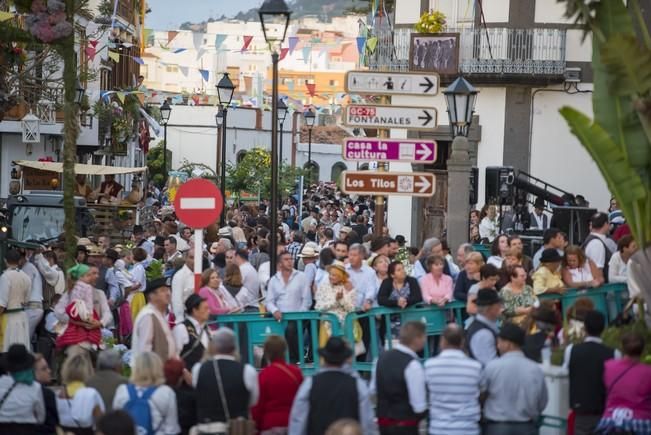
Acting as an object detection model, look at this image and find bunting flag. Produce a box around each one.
[89,40,99,48]
[133,56,144,65]
[143,29,153,44]
[306,83,316,97]
[302,46,311,63]
[366,36,378,53]
[215,34,227,49]
[179,66,189,77]
[356,37,367,55]
[193,32,203,51]
[0,11,13,21]
[279,47,289,61]
[191,95,200,105]
[116,92,126,104]
[173,48,186,54]
[172,95,184,104]
[159,43,170,51]
[199,69,209,82]
[242,36,253,52]
[196,48,206,60]
[108,50,120,63]
[85,45,96,61]
[288,36,299,54]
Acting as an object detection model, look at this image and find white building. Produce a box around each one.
[384,0,605,246]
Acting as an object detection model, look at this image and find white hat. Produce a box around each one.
[298,245,319,258]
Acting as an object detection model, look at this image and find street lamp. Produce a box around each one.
[214,106,224,223]
[303,108,315,183]
[75,78,85,105]
[277,98,288,165]
[259,0,291,275]
[444,75,479,254]
[159,100,171,182]
[216,73,234,227]
[443,75,478,138]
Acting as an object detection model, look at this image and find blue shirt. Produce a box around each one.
[104,268,121,303]
[345,263,377,309]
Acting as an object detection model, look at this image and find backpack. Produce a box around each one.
[124,384,158,435]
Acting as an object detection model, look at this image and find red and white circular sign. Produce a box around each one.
[173,179,224,229]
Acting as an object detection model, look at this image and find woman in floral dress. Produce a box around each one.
[499,265,538,326]
[314,262,356,346]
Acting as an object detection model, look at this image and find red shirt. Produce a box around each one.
[251,361,303,430]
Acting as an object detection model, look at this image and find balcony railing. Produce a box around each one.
[374,27,566,79]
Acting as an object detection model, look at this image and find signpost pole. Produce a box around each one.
[193,228,203,292]
[374,95,390,236]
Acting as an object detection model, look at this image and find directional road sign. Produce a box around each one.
[341,171,436,197]
[342,138,437,163]
[345,71,440,96]
[343,104,438,131]
[173,178,224,228]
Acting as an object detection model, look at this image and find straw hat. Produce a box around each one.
[298,245,319,258]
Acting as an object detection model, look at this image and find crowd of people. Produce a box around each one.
[0,182,648,435]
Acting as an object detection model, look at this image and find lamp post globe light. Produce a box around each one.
[216,73,234,227]
[303,108,315,183]
[277,98,288,165]
[259,0,291,276]
[159,100,172,182]
[445,75,479,254]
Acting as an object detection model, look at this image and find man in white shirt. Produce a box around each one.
[345,244,378,361]
[132,277,177,361]
[19,250,44,338]
[582,212,614,281]
[33,249,65,298]
[171,251,195,321]
[233,249,260,311]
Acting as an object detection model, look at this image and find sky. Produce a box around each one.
[146,0,262,30]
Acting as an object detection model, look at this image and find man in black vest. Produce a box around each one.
[172,294,210,370]
[373,322,427,435]
[192,327,259,434]
[582,212,614,282]
[466,289,501,366]
[288,337,375,435]
[563,310,618,435]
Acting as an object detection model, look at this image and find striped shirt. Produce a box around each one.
[424,349,482,435]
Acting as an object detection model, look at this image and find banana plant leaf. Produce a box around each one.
[601,34,651,96]
[560,107,650,243]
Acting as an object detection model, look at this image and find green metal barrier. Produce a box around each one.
[538,283,628,325]
[209,311,342,375]
[342,302,467,372]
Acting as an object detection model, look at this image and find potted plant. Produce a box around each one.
[414,10,447,34]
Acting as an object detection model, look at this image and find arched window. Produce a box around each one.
[359,163,369,171]
[330,162,347,182]
[303,161,320,184]
[236,150,247,163]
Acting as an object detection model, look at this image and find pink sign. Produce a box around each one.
[343,138,437,163]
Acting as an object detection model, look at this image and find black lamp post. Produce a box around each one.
[277,98,288,166]
[216,72,235,227]
[159,100,171,181]
[259,0,291,275]
[75,78,85,105]
[443,75,478,138]
[303,109,315,183]
[215,107,224,192]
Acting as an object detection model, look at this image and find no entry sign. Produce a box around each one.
[173,178,224,229]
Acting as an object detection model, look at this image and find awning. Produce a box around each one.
[14,160,147,175]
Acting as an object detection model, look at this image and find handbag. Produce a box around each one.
[211,359,256,435]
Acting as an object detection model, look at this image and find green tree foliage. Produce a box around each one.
[146,141,171,188]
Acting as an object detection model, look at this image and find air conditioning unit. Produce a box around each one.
[564,67,581,83]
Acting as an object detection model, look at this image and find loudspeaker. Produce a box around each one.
[469,167,478,205]
[485,166,515,205]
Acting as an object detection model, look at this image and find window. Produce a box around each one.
[330,162,347,182]
[166,65,178,73]
[329,79,339,87]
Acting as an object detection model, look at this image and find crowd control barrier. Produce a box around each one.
[208,311,342,375]
[537,283,628,325]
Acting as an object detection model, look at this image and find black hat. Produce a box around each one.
[395,235,406,246]
[144,277,170,295]
[498,322,526,347]
[534,197,545,208]
[133,224,145,235]
[185,294,205,314]
[540,248,562,264]
[318,337,353,364]
[532,307,558,325]
[4,344,35,373]
[473,288,501,306]
[105,248,119,262]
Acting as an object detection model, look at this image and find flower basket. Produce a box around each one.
[414,11,447,34]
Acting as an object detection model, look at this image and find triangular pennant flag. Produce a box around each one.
[85,46,96,62]
[159,43,170,51]
[116,92,126,104]
[179,66,189,77]
[108,50,120,63]
[196,48,206,60]
[193,32,203,52]
[288,36,299,54]
[199,69,209,82]
[279,47,289,61]
[0,11,13,21]
[356,37,366,55]
[366,36,378,53]
[108,41,117,49]
[191,95,200,105]
[133,56,144,65]
[306,83,316,97]
[242,35,253,52]
[302,46,311,64]
[173,48,186,54]
[215,34,227,49]
[89,40,99,48]
[143,29,153,44]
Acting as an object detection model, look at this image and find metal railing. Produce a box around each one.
[374,27,566,75]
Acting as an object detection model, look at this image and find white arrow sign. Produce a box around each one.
[343,104,438,130]
[414,175,432,194]
[345,71,440,96]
